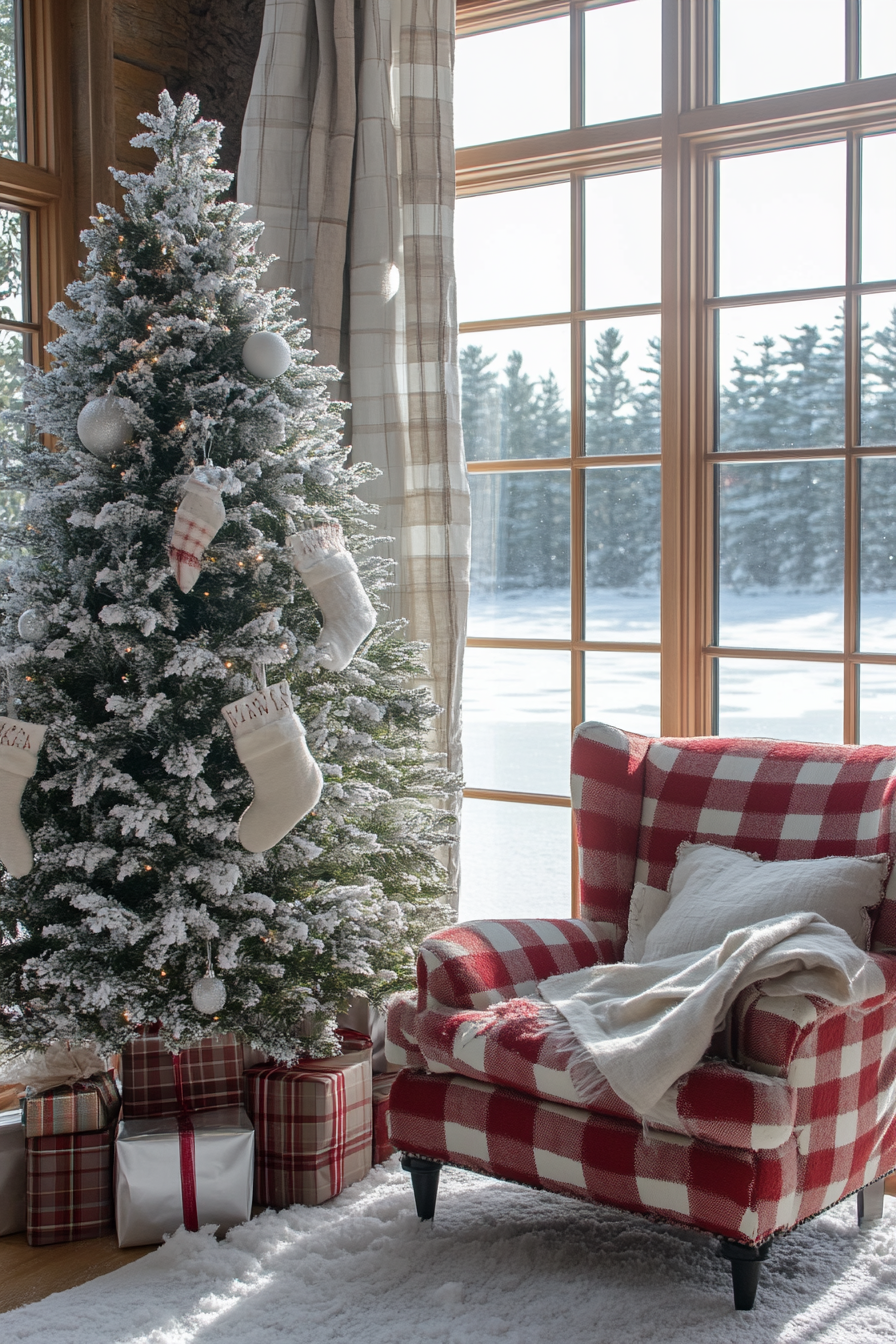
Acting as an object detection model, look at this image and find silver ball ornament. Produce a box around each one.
[242,331,291,380]
[76,395,132,459]
[191,969,227,1015]
[17,609,47,642]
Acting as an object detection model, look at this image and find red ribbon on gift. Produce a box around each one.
[172,1053,199,1233]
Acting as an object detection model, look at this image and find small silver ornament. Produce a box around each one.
[17,609,47,642]
[191,942,226,1014]
[76,395,132,459]
[242,330,291,380]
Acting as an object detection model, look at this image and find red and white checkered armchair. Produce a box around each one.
[385,722,896,1310]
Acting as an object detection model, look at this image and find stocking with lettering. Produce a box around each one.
[0,716,47,877]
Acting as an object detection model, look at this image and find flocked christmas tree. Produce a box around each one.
[0,92,455,1060]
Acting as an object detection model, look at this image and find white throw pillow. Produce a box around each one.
[623,882,672,962]
[640,842,888,962]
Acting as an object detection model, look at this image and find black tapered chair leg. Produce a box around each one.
[718,1238,771,1310]
[401,1155,442,1220]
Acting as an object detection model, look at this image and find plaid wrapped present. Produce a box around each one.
[246,1039,372,1208]
[21,1069,121,1138]
[121,1031,244,1118]
[372,1074,396,1166]
[26,1122,115,1246]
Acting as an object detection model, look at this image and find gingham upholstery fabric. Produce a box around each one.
[245,1054,372,1207]
[388,1067,896,1246]
[405,995,797,1151]
[121,1033,244,1118]
[417,919,610,1012]
[387,720,896,1243]
[21,1070,121,1138]
[25,1123,115,1245]
[385,989,428,1069]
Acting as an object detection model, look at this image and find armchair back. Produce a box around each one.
[572,721,896,955]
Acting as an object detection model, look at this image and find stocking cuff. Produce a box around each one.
[222,680,295,741]
[0,718,46,777]
[288,523,348,574]
[234,713,304,765]
[182,466,225,501]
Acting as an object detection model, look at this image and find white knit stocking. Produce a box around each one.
[0,717,47,877]
[288,523,376,672]
[222,681,322,853]
[168,466,226,594]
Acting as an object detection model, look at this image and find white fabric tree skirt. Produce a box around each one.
[5,1159,895,1343]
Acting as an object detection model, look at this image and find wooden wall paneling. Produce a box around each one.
[69,0,115,245]
[112,57,166,175]
[113,0,189,80]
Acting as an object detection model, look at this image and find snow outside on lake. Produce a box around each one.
[458,586,896,923]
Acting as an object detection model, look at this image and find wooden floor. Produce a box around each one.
[0,1232,153,1315]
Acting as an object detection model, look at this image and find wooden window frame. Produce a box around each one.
[457,0,896,915]
[0,0,74,371]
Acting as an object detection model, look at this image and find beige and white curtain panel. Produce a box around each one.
[237,0,470,814]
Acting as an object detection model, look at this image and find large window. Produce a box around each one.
[0,2,71,523]
[456,0,896,920]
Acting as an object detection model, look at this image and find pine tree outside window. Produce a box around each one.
[455,0,896,921]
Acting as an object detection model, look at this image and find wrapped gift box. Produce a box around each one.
[21,1069,121,1138]
[121,1032,244,1118]
[372,1074,396,1166]
[0,1108,26,1236]
[246,1043,372,1208]
[114,1105,254,1248]
[26,1123,115,1246]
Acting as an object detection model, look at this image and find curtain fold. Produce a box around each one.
[238,0,469,818]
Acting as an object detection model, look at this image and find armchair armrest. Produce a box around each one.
[733,952,896,1079]
[417,918,615,1011]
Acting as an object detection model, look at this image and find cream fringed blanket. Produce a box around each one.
[537,912,884,1117]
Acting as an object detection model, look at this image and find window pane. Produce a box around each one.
[586,465,660,641]
[717,0,843,104]
[717,299,845,452]
[584,0,661,126]
[469,470,570,638]
[584,170,661,309]
[455,18,569,149]
[859,666,896,745]
[859,457,896,652]
[0,328,27,538]
[716,659,844,743]
[861,0,896,80]
[862,135,896,284]
[456,184,570,323]
[585,652,660,737]
[585,316,660,455]
[463,648,570,796]
[717,460,844,651]
[860,292,896,446]
[459,799,570,922]
[0,0,21,161]
[716,143,846,297]
[461,327,570,462]
[0,207,27,323]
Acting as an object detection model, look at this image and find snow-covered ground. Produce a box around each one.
[459,586,896,922]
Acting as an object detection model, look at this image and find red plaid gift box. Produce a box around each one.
[246,1039,372,1207]
[372,1074,396,1165]
[21,1070,121,1138]
[121,1031,243,1118]
[26,1123,115,1246]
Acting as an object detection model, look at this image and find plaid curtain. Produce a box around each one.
[237,0,470,820]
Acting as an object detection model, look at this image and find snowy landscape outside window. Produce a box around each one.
[454,0,896,922]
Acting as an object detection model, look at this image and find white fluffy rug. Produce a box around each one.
[5,1159,896,1344]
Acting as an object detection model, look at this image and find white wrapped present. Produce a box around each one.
[114,1105,254,1248]
[0,1108,26,1235]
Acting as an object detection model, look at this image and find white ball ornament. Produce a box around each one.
[76,395,132,459]
[191,968,227,1015]
[242,331,291,380]
[17,609,47,642]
